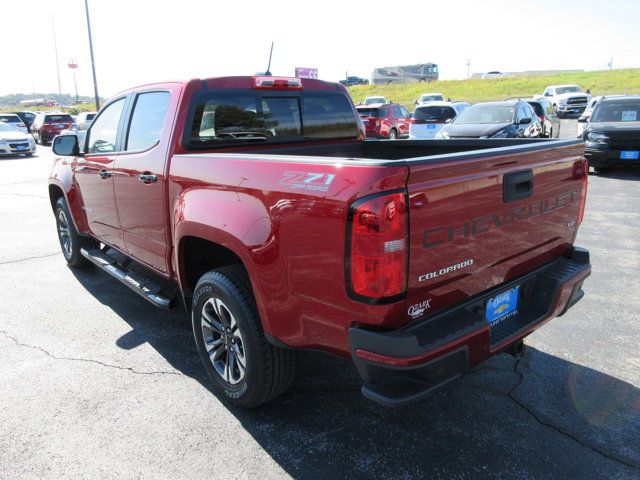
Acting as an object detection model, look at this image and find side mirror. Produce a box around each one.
[445,118,453,124]
[519,117,531,125]
[544,92,551,97]
[52,134,80,156]
[70,123,79,132]
[577,116,587,123]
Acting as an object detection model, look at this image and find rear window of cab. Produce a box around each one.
[186,91,359,148]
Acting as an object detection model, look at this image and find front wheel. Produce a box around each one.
[54,197,95,267]
[192,265,296,407]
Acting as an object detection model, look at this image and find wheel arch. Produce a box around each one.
[48,181,90,233]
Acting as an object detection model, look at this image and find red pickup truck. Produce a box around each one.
[49,76,591,407]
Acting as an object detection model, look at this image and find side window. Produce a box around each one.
[393,106,403,117]
[379,108,388,117]
[399,106,410,117]
[87,98,126,154]
[516,105,527,122]
[126,91,171,151]
[546,102,554,116]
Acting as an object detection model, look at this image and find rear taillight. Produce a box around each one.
[576,159,588,225]
[538,115,545,123]
[409,118,423,124]
[347,192,408,300]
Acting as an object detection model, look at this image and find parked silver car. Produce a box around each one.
[0,123,36,156]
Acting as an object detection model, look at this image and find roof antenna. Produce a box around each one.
[265,41,274,76]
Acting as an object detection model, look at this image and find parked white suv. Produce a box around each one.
[409,101,469,139]
[414,92,445,106]
[537,85,591,117]
[363,96,387,106]
[75,112,96,130]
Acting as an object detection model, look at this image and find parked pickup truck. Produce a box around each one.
[49,75,591,407]
[536,85,592,117]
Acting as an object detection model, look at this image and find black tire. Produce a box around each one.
[594,166,610,174]
[35,132,41,145]
[54,197,94,267]
[192,265,296,407]
[388,129,397,140]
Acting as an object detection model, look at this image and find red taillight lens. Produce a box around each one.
[538,115,545,123]
[576,159,588,225]
[348,192,408,300]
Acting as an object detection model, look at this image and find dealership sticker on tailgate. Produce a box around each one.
[486,286,519,326]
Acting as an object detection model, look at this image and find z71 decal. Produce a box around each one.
[278,171,336,192]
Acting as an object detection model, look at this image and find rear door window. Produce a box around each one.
[125,91,170,151]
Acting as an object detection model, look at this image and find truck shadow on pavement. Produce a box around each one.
[71,268,640,479]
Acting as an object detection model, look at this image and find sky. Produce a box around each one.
[3,0,639,99]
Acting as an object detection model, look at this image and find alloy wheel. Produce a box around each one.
[200,297,246,385]
[57,209,72,257]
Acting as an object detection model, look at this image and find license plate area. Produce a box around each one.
[486,286,520,327]
[620,151,639,160]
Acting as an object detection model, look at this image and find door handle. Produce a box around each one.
[138,173,158,184]
[98,169,111,179]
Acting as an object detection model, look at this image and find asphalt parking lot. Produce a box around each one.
[1,124,639,479]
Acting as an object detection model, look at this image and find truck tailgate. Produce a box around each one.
[404,141,587,323]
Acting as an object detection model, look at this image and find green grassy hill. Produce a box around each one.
[347,68,640,110]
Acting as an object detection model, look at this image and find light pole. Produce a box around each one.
[68,58,79,104]
[84,0,100,111]
[52,15,62,96]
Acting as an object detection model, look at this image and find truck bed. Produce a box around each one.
[223,138,582,163]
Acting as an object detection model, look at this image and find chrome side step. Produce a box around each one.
[80,248,177,309]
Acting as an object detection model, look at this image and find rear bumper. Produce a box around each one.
[349,247,591,406]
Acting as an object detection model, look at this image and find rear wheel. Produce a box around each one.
[388,129,397,140]
[192,265,296,407]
